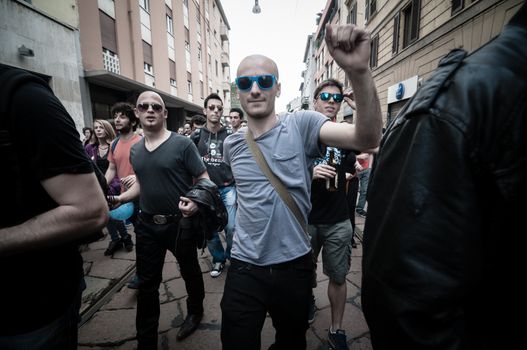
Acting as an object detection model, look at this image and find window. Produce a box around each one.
[142,41,153,73]
[451,0,464,14]
[200,80,204,98]
[185,28,190,50]
[169,59,176,84]
[347,2,357,25]
[166,15,173,34]
[370,34,379,68]
[393,13,400,54]
[100,10,117,53]
[365,0,377,21]
[139,0,149,12]
[215,60,218,76]
[402,0,420,49]
[144,63,153,75]
[187,72,193,94]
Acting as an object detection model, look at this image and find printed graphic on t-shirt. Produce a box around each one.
[314,147,342,166]
[202,139,224,166]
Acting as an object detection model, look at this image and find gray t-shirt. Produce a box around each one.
[131,132,206,215]
[224,111,328,265]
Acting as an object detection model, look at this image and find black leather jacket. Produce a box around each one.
[181,178,228,249]
[362,18,527,350]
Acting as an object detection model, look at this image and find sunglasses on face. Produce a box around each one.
[137,102,163,112]
[318,92,344,103]
[208,104,223,112]
[235,74,277,92]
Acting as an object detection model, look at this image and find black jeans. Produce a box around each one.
[221,253,314,350]
[135,217,204,350]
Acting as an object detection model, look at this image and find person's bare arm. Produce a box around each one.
[109,180,141,208]
[320,24,382,151]
[0,172,109,257]
[105,162,117,185]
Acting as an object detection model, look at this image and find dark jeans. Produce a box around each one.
[107,217,129,241]
[221,253,314,350]
[0,278,84,350]
[135,217,204,350]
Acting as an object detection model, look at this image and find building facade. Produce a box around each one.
[78,0,231,130]
[0,0,86,132]
[1,0,231,132]
[303,0,522,124]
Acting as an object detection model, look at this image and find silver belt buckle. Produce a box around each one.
[153,215,167,225]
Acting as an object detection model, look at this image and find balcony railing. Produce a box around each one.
[103,49,120,74]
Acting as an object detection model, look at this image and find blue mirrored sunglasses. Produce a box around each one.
[235,74,277,92]
[318,92,344,103]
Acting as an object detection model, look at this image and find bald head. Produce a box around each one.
[237,55,279,79]
[137,91,165,108]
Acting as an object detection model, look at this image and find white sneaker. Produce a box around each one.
[210,262,224,278]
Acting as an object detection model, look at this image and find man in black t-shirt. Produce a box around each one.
[111,91,209,348]
[192,93,236,278]
[0,66,108,349]
[307,79,356,350]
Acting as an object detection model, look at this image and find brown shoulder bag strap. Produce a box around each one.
[245,130,308,234]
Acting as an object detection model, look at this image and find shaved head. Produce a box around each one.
[137,91,165,107]
[237,55,279,79]
[236,55,281,121]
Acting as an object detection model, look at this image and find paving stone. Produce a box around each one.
[88,258,135,280]
[78,308,136,346]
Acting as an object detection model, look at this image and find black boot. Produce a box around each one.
[122,234,134,251]
[104,239,123,256]
[176,313,202,341]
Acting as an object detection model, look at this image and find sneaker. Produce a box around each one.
[328,329,348,350]
[308,295,316,324]
[104,240,123,256]
[127,274,140,289]
[122,235,134,252]
[210,262,224,278]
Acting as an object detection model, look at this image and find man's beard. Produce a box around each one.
[118,124,132,134]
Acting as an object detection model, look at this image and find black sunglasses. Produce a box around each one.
[235,74,277,92]
[137,103,163,112]
[208,104,223,112]
[318,92,344,103]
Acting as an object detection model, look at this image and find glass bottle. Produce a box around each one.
[326,149,338,192]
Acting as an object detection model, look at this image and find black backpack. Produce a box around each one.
[0,66,107,244]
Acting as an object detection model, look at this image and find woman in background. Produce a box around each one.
[86,119,134,256]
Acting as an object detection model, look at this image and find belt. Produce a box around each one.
[231,252,313,271]
[139,212,181,225]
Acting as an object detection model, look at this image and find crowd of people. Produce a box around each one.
[1,5,526,349]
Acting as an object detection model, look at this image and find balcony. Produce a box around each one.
[220,25,228,41]
[221,52,229,67]
[103,48,120,74]
[222,81,230,92]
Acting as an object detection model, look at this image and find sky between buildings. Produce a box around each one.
[222,0,327,113]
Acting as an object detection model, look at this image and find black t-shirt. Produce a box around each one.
[131,132,206,215]
[309,148,355,224]
[0,70,94,335]
[193,126,234,187]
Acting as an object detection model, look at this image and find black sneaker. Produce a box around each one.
[210,262,224,278]
[104,240,123,256]
[308,295,316,324]
[122,235,134,252]
[328,329,348,350]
